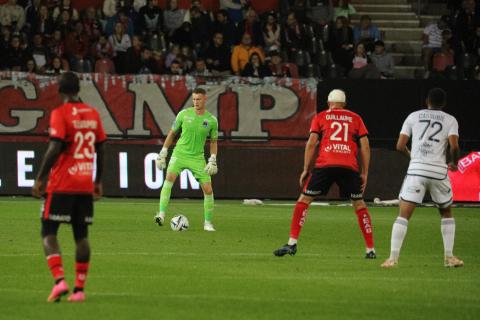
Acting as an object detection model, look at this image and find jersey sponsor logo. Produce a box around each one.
[324,143,351,153]
[68,162,94,176]
[418,141,434,157]
[202,120,209,127]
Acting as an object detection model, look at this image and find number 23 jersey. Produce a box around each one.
[310,108,368,172]
[401,109,458,179]
[47,102,107,194]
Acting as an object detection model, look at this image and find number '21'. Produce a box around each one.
[419,120,443,142]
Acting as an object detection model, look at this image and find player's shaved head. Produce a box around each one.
[58,72,80,96]
[427,88,446,109]
[192,88,206,95]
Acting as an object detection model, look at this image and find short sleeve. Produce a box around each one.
[210,116,218,141]
[309,114,321,135]
[171,110,185,132]
[49,109,66,140]
[448,117,459,137]
[357,116,368,138]
[95,111,107,143]
[400,114,413,137]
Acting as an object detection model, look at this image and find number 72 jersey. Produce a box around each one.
[310,108,368,172]
[401,109,458,179]
[47,102,107,194]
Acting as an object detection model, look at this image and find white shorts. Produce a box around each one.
[399,175,453,208]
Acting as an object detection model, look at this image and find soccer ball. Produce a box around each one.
[170,214,189,231]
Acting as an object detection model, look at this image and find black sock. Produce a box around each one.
[73,287,84,293]
[55,277,64,285]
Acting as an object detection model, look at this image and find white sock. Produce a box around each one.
[390,217,408,261]
[441,218,455,257]
[288,237,297,246]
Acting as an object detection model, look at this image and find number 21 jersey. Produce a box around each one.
[310,108,368,172]
[401,109,458,179]
[47,102,106,194]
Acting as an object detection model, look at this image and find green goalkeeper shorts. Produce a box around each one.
[166,156,211,184]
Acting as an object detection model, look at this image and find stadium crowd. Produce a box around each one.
[0,0,478,79]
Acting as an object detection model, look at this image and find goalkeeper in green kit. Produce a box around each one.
[154,88,218,231]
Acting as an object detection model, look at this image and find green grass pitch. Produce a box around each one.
[0,197,479,320]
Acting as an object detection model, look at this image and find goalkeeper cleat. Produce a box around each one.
[380,258,398,268]
[47,279,69,302]
[204,221,216,232]
[154,212,165,226]
[273,244,297,257]
[67,291,85,302]
[444,256,464,268]
[365,250,377,259]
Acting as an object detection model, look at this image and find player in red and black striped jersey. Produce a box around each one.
[32,72,106,303]
[274,89,376,258]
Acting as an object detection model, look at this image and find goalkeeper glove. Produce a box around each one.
[156,148,168,170]
[204,154,218,176]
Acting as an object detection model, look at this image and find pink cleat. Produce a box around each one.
[47,279,69,302]
[68,291,85,302]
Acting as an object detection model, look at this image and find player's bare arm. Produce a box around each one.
[32,140,64,198]
[448,135,460,171]
[396,134,411,158]
[358,136,370,191]
[300,133,319,188]
[94,141,105,200]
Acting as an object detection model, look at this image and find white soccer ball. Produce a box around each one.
[170,214,189,231]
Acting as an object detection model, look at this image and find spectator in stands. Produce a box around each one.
[371,40,395,78]
[54,9,73,37]
[189,4,212,54]
[5,34,27,70]
[307,0,333,36]
[281,11,308,62]
[29,33,49,71]
[65,21,92,72]
[241,52,272,78]
[165,43,180,67]
[95,54,116,73]
[136,0,163,42]
[334,0,356,21]
[262,11,281,53]
[103,0,119,18]
[82,7,102,41]
[1,0,26,32]
[231,32,265,75]
[431,31,456,79]
[93,33,113,59]
[190,57,211,76]
[180,45,194,71]
[52,0,78,22]
[31,4,54,36]
[109,22,131,73]
[452,0,480,79]
[0,26,11,68]
[220,0,246,24]
[287,0,308,25]
[25,0,41,31]
[124,34,143,73]
[238,7,263,47]
[353,15,381,52]
[212,10,238,48]
[205,32,231,75]
[167,59,182,75]
[45,55,65,74]
[163,0,186,39]
[268,50,292,77]
[328,16,354,75]
[422,16,448,79]
[348,42,380,79]
[105,9,135,36]
[24,57,37,73]
[138,46,158,73]
[47,29,64,58]
[171,21,193,47]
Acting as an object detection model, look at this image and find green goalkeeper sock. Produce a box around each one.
[204,193,214,222]
[159,180,173,213]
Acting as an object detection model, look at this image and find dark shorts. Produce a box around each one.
[41,193,94,225]
[302,167,363,200]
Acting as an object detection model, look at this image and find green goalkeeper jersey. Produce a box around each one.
[171,107,218,159]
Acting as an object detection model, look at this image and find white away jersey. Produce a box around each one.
[401,109,459,179]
